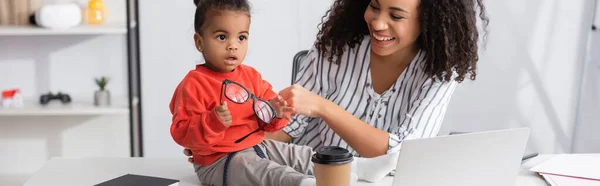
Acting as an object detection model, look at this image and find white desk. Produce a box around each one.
[24,155,553,186]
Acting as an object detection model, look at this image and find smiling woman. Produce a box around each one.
[275,0,489,158]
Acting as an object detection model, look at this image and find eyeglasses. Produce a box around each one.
[220,79,277,143]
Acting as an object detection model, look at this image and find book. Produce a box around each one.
[95,174,179,186]
[540,173,600,186]
[530,154,600,186]
[530,154,600,181]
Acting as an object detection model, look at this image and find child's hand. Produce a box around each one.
[269,96,295,120]
[215,101,232,126]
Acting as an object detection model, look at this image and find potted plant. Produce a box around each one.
[94,76,110,107]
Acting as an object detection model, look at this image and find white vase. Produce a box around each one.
[94,90,111,107]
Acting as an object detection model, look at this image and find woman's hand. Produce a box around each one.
[183,148,194,163]
[269,95,295,120]
[278,84,329,117]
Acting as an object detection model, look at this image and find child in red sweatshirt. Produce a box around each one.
[169,0,320,185]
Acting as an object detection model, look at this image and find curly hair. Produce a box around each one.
[315,0,489,82]
[192,0,251,34]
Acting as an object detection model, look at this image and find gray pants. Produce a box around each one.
[194,139,315,186]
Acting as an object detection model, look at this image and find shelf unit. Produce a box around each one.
[0,24,127,36]
[0,2,142,185]
[0,101,129,116]
[0,0,142,156]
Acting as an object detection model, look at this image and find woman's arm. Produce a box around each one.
[280,78,458,158]
[280,85,388,157]
[318,100,390,157]
[265,130,292,143]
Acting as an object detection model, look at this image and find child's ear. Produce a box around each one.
[194,33,203,52]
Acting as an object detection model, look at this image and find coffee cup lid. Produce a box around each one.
[311,146,354,165]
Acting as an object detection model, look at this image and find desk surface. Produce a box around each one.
[24,155,553,186]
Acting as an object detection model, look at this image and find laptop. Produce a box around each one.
[391,128,530,186]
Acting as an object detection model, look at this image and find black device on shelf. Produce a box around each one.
[39,92,72,105]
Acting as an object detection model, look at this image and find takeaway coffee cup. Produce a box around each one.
[311,146,354,186]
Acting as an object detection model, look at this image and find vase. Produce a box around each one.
[94,90,110,107]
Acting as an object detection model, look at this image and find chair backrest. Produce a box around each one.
[291,50,309,84]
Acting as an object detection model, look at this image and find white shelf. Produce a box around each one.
[0,101,129,116]
[0,24,127,36]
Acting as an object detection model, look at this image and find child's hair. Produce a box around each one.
[193,0,251,34]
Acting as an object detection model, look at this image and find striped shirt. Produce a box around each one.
[283,36,458,155]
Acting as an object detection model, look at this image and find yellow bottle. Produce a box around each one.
[87,0,106,25]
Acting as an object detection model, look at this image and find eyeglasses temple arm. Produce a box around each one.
[220,81,226,104]
[234,124,269,143]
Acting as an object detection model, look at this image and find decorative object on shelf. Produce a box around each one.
[1,0,28,25]
[39,92,72,105]
[94,76,111,107]
[29,3,82,29]
[0,0,42,26]
[86,0,106,25]
[1,89,24,109]
[30,0,44,14]
[0,0,9,25]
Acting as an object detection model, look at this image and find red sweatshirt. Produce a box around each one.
[169,64,289,166]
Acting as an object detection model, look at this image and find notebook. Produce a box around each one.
[95,174,179,186]
[540,173,600,186]
[530,154,600,181]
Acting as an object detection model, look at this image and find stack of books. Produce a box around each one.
[530,154,600,186]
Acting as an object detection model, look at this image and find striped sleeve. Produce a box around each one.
[387,78,458,153]
[283,47,324,138]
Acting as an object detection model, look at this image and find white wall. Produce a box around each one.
[139,0,333,157]
[0,0,131,185]
[572,0,600,153]
[295,0,334,53]
[440,0,598,154]
[138,0,197,158]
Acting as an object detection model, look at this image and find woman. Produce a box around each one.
[274,0,487,157]
[186,0,488,179]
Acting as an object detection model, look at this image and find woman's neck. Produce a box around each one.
[370,44,419,68]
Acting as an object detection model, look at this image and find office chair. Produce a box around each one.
[292,50,309,85]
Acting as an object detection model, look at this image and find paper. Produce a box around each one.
[530,154,600,181]
[541,173,600,186]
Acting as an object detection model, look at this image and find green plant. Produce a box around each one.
[95,76,110,91]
